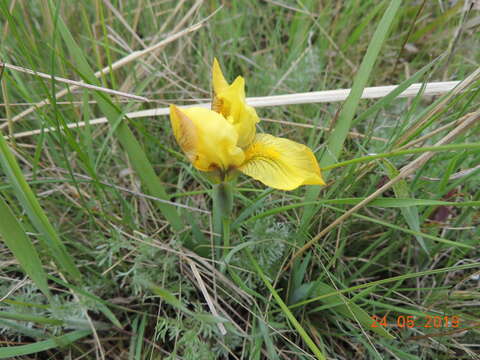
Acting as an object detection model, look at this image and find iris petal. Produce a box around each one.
[211,59,259,148]
[169,105,198,163]
[212,58,229,96]
[239,134,326,190]
[169,105,245,172]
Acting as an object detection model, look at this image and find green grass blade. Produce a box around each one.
[244,201,474,249]
[341,1,387,51]
[410,1,463,42]
[149,284,191,314]
[0,319,47,339]
[353,55,444,126]
[302,0,402,228]
[292,262,480,309]
[244,198,480,223]
[149,283,227,324]
[320,0,402,169]
[383,159,428,254]
[322,142,480,170]
[135,314,147,360]
[312,282,394,339]
[129,316,140,360]
[49,2,183,231]
[0,195,50,297]
[0,330,91,358]
[324,204,473,249]
[247,250,326,360]
[258,319,277,359]
[0,132,81,281]
[0,311,63,326]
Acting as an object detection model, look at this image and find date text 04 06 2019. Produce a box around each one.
[371,315,460,329]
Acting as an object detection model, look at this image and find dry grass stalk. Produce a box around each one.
[0,15,210,130]
[394,66,480,146]
[187,258,227,335]
[1,62,149,101]
[7,80,464,139]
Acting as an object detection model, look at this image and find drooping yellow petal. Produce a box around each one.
[211,59,260,148]
[239,134,326,190]
[169,105,245,172]
[170,105,198,163]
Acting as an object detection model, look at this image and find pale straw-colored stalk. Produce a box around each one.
[7,80,463,139]
[1,62,149,102]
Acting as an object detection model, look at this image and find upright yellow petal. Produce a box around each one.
[211,59,259,148]
[169,105,245,172]
[212,58,229,95]
[239,134,326,190]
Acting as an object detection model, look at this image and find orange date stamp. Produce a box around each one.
[371,315,460,329]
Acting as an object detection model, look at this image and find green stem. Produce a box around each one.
[222,217,231,259]
[212,182,234,265]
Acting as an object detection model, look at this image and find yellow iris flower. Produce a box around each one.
[169,59,326,190]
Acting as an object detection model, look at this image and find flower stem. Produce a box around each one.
[222,217,230,260]
[212,182,233,266]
